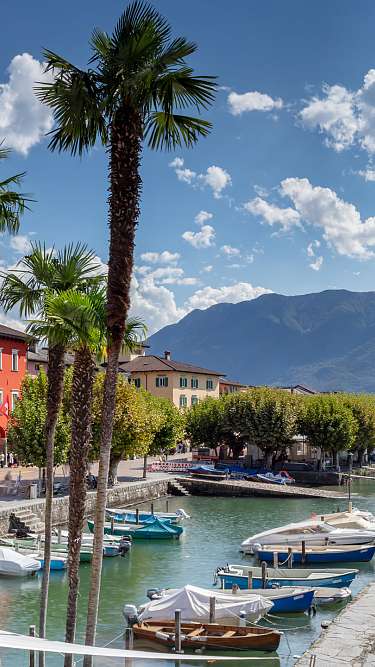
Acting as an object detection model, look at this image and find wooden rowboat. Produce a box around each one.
[132,620,281,652]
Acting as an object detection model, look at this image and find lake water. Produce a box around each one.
[2,478,375,666]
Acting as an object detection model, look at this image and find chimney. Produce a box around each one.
[164,350,171,361]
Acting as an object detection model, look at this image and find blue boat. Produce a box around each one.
[253,588,315,613]
[37,555,67,571]
[105,508,189,524]
[88,516,183,540]
[255,544,375,564]
[216,564,358,589]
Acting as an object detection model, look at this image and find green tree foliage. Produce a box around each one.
[8,372,70,467]
[147,396,185,456]
[340,394,375,463]
[298,394,358,467]
[186,397,226,450]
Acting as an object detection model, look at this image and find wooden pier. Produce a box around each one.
[176,476,345,499]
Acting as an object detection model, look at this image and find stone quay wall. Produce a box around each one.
[0,477,171,535]
[179,476,343,499]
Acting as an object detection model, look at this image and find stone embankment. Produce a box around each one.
[0,477,171,534]
[296,583,375,666]
[177,476,344,499]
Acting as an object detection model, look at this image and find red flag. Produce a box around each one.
[0,396,10,419]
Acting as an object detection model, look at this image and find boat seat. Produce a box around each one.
[187,628,204,637]
[221,631,236,638]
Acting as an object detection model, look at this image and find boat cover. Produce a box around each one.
[139,584,272,622]
[0,548,40,575]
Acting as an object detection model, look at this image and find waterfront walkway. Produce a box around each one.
[178,476,345,499]
[296,583,375,665]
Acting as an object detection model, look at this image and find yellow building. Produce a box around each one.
[120,350,224,408]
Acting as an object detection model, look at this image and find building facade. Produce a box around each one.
[0,324,29,437]
[219,379,249,395]
[120,351,223,408]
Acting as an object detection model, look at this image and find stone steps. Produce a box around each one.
[168,480,190,496]
[9,510,44,534]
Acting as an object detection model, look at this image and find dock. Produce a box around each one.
[296,582,375,665]
[176,476,344,499]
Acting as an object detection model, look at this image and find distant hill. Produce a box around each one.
[147,290,375,393]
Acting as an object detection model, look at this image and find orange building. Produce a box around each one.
[0,324,28,438]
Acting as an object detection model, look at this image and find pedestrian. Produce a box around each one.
[0,453,4,469]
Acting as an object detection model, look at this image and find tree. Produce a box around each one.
[0,143,30,232]
[36,4,216,653]
[298,395,358,469]
[0,243,100,663]
[142,395,185,477]
[341,394,375,466]
[186,397,227,451]
[7,371,70,466]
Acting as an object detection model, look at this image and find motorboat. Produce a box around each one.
[253,472,295,485]
[88,516,183,539]
[216,564,358,589]
[240,518,375,554]
[131,620,281,652]
[128,584,273,625]
[0,548,41,577]
[105,507,190,524]
[254,543,375,564]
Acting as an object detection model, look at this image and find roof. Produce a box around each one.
[27,350,75,366]
[0,323,29,342]
[278,384,317,395]
[120,355,225,377]
[219,378,248,387]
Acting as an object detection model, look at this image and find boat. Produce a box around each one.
[132,620,281,652]
[0,547,41,577]
[131,584,273,625]
[254,543,375,564]
[105,507,189,524]
[216,564,358,589]
[254,472,295,485]
[87,516,183,539]
[312,586,352,605]
[34,554,67,570]
[145,584,315,615]
[240,519,375,554]
[0,537,126,561]
[191,465,228,480]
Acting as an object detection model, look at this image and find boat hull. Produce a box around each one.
[218,571,357,589]
[87,518,182,540]
[256,545,375,564]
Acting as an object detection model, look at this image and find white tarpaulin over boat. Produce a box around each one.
[139,584,273,623]
[0,548,40,576]
[0,630,265,661]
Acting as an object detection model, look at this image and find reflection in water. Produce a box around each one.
[0,478,375,666]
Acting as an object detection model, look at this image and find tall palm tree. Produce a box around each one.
[31,287,145,667]
[36,3,216,654]
[0,243,100,666]
[0,143,30,232]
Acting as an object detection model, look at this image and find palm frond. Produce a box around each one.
[0,274,44,317]
[154,68,217,113]
[145,112,212,150]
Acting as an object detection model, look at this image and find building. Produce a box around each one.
[219,379,249,395]
[0,324,29,438]
[120,351,224,408]
[277,384,317,395]
[27,347,75,378]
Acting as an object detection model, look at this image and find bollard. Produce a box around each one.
[261,561,267,589]
[273,551,278,568]
[124,626,133,667]
[209,597,216,623]
[309,655,316,667]
[110,518,114,535]
[166,499,169,513]
[288,547,293,569]
[301,541,306,565]
[57,527,62,544]
[174,609,182,653]
[348,500,353,513]
[247,570,253,589]
[136,509,139,524]
[151,502,154,515]
[29,625,36,667]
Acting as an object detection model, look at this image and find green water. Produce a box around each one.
[2,479,375,666]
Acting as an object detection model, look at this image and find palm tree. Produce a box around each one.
[31,287,145,666]
[35,3,216,654]
[0,143,30,232]
[0,243,100,666]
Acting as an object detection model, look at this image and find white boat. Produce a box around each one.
[241,519,375,554]
[0,548,40,577]
[128,584,273,625]
[106,507,190,523]
[224,585,351,607]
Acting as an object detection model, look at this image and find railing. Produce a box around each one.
[147,461,192,473]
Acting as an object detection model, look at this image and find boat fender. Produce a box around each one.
[146,588,162,600]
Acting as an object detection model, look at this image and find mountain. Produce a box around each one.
[147,290,375,392]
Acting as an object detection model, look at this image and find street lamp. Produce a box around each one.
[347,452,353,511]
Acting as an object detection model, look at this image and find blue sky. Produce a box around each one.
[2,0,375,332]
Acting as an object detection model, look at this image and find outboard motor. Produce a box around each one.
[146,588,162,600]
[119,536,132,556]
[122,604,139,626]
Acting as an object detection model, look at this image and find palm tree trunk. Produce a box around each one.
[64,347,95,667]
[84,107,141,664]
[39,343,65,667]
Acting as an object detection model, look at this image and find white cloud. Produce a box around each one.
[0,53,54,155]
[182,224,215,248]
[195,210,213,226]
[202,265,213,272]
[244,196,301,231]
[307,240,321,257]
[135,264,197,286]
[300,70,375,156]
[228,90,283,115]
[9,234,32,254]
[358,168,375,182]
[221,244,240,256]
[169,158,231,198]
[140,251,180,265]
[186,282,272,310]
[309,256,323,271]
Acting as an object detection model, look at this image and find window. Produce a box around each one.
[206,378,213,390]
[179,395,187,408]
[35,364,40,372]
[11,391,19,411]
[0,349,3,370]
[133,378,141,388]
[179,377,187,388]
[191,377,198,389]
[11,349,19,372]
[191,395,198,406]
[156,376,168,387]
